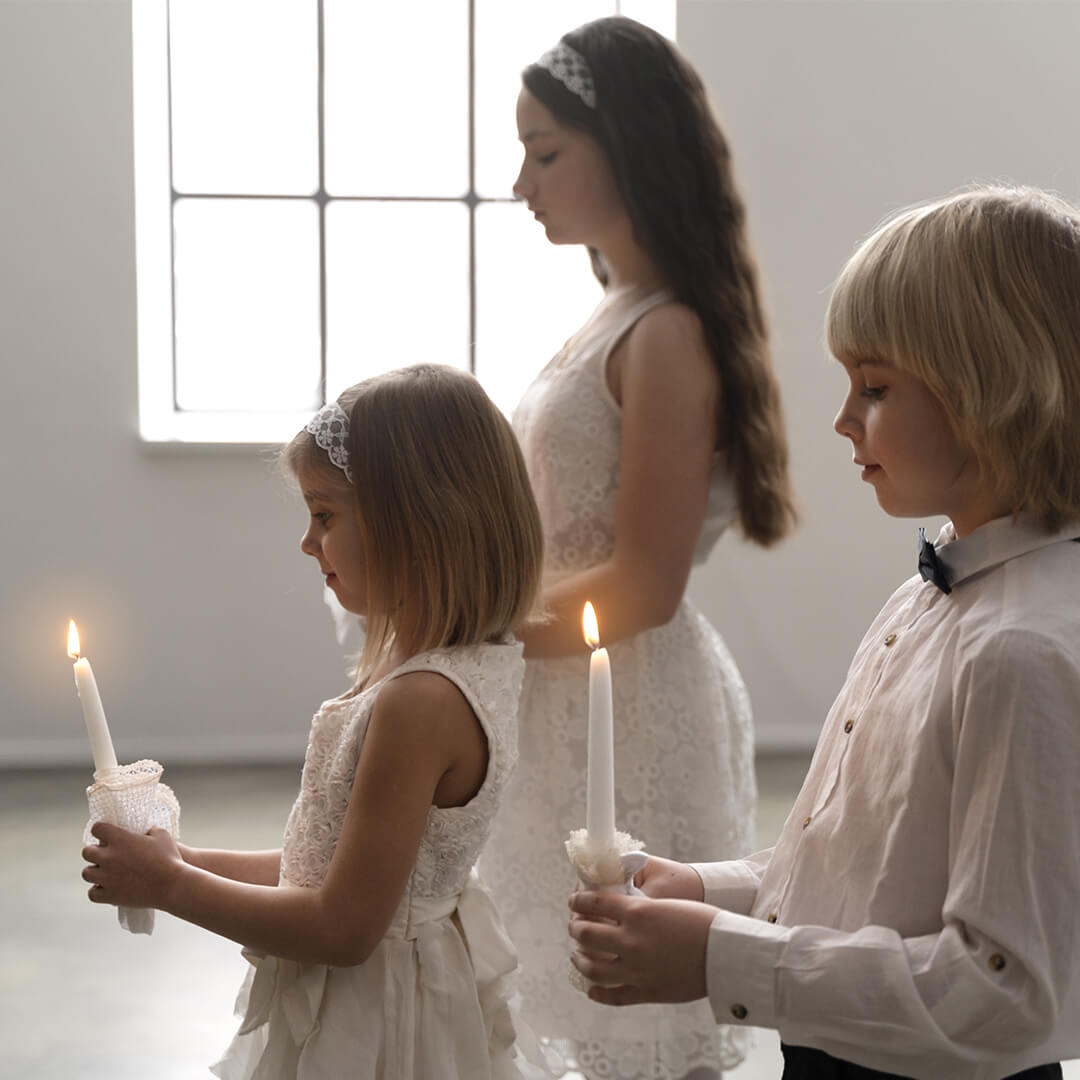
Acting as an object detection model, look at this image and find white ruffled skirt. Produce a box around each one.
[211,871,544,1080]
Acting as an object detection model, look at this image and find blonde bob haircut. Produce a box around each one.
[827,184,1080,532]
[282,364,543,681]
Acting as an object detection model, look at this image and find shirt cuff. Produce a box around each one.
[704,907,789,1030]
[691,859,762,915]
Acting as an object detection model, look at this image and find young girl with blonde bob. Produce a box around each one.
[567,185,1080,1080]
[81,364,546,1079]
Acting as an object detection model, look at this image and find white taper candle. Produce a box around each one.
[583,602,615,852]
[68,621,119,773]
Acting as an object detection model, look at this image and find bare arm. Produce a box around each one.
[521,303,719,658]
[177,845,282,887]
[83,673,477,966]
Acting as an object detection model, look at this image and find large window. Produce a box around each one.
[132,0,674,442]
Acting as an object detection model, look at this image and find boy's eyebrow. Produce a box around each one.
[843,355,896,370]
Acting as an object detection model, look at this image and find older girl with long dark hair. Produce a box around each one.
[479,16,797,1080]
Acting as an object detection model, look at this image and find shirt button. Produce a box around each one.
[989,953,1006,972]
[802,816,812,828]
[884,632,898,646]
[730,1003,748,1020]
[843,719,854,733]
[767,913,778,923]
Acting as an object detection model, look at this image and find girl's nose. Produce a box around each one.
[300,527,318,557]
[512,164,531,201]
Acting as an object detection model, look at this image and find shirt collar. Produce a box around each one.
[932,515,1080,589]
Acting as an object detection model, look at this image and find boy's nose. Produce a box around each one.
[833,402,859,440]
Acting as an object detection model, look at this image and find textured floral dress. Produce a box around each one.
[479,287,756,1079]
[212,640,540,1080]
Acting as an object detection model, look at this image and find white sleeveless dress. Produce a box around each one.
[211,640,543,1080]
[478,288,756,1079]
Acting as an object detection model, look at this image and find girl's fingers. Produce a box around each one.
[89,821,121,843]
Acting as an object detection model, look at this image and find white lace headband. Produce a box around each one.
[305,401,353,483]
[535,41,596,109]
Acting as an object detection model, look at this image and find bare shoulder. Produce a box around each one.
[631,300,707,354]
[620,300,717,396]
[372,669,477,742]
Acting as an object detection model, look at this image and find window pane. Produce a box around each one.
[474,200,602,417]
[169,0,318,195]
[174,198,321,412]
[324,1,468,196]
[325,201,469,396]
[474,0,612,198]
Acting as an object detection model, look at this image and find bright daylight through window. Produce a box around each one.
[132,0,674,443]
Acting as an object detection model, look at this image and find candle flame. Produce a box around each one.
[582,601,600,650]
[67,619,81,660]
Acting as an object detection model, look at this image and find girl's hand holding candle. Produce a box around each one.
[68,619,181,934]
[67,619,118,775]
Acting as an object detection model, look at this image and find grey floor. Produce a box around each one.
[2,757,1074,1080]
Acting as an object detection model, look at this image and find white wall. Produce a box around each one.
[2,0,1078,766]
[681,0,1080,748]
[1,0,344,766]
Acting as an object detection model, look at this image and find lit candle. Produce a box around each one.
[67,620,119,774]
[582,602,615,852]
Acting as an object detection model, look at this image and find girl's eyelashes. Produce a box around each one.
[537,151,558,166]
[312,511,332,526]
[860,385,886,401]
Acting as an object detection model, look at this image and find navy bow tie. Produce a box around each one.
[917,527,952,594]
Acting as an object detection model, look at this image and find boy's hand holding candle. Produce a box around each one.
[565,603,647,990]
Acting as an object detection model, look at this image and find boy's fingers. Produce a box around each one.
[568,889,632,922]
[568,917,621,956]
[570,949,625,986]
[589,984,651,1007]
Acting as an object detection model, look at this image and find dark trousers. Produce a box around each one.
[780,1043,1062,1080]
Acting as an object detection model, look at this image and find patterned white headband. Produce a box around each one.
[536,41,596,109]
[305,401,353,483]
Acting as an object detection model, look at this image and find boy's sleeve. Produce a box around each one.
[690,847,773,915]
[699,626,1080,1076]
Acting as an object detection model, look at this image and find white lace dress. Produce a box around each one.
[212,640,541,1080]
[478,288,756,1079]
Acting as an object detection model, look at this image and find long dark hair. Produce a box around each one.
[523,16,796,546]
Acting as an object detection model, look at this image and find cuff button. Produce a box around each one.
[989,953,1006,972]
[730,1003,748,1020]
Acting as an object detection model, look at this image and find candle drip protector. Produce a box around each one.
[84,759,180,935]
[565,828,648,993]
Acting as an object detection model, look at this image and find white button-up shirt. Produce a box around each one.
[694,517,1080,1079]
